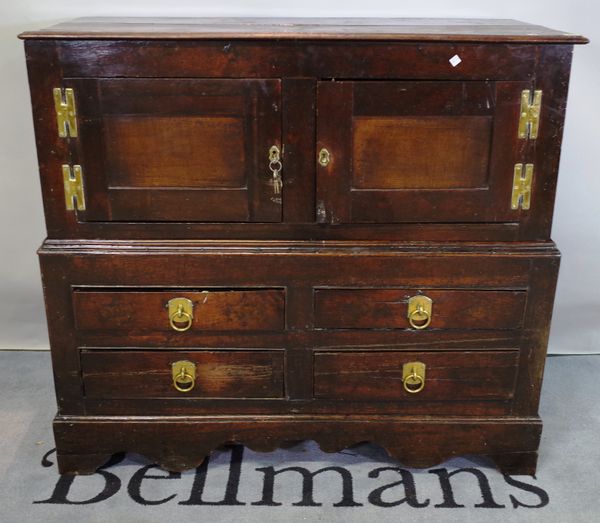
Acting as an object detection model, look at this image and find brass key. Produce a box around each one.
[272,171,282,195]
[268,145,283,195]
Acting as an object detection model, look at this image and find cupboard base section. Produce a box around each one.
[53,414,541,476]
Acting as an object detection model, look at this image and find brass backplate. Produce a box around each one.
[518,89,542,139]
[511,163,534,210]
[269,145,281,162]
[402,361,426,382]
[171,360,197,389]
[167,297,194,318]
[407,295,432,322]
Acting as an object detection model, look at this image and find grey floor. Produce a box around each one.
[0,351,598,522]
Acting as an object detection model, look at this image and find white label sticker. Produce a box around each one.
[449,54,462,67]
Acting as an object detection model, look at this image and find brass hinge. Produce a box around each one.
[518,89,542,139]
[53,87,78,138]
[511,163,534,210]
[62,164,86,211]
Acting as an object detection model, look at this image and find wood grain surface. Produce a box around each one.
[19,17,587,43]
[22,17,581,475]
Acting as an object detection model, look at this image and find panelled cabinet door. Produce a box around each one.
[69,78,282,222]
[317,80,529,224]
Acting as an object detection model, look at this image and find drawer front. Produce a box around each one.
[315,288,526,330]
[314,350,519,402]
[81,350,285,399]
[73,289,285,334]
[39,243,559,415]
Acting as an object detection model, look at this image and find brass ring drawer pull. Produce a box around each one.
[167,297,194,332]
[408,307,431,330]
[407,295,433,330]
[172,360,196,393]
[402,361,426,394]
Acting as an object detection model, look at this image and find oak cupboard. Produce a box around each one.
[20,17,587,474]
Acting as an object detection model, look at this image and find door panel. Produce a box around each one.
[69,78,282,222]
[352,116,492,189]
[317,80,528,224]
[105,116,246,188]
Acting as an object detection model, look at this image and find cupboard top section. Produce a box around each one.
[23,32,582,241]
[19,17,588,44]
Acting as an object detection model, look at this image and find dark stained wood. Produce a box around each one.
[285,348,314,401]
[81,349,285,399]
[40,238,560,253]
[44,222,524,241]
[322,80,529,224]
[36,240,560,472]
[314,350,519,401]
[23,36,579,240]
[519,45,575,240]
[23,17,584,476]
[69,78,282,223]
[316,81,352,224]
[353,116,492,189]
[82,397,513,417]
[76,330,523,352]
[73,289,285,333]
[52,41,540,81]
[351,81,494,189]
[281,79,316,223]
[43,242,536,289]
[19,17,588,44]
[39,254,85,414]
[52,415,543,475]
[105,116,245,187]
[315,289,527,330]
[24,41,79,240]
[512,255,561,414]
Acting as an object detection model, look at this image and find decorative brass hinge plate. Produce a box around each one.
[53,87,78,138]
[511,163,534,210]
[62,164,85,211]
[518,89,542,139]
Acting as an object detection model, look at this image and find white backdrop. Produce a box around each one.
[0,1,598,353]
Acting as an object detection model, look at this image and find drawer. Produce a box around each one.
[315,288,526,330]
[73,289,285,333]
[314,350,519,401]
[80,350,285,399]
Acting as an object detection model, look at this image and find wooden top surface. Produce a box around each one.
[19,17,588,43]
